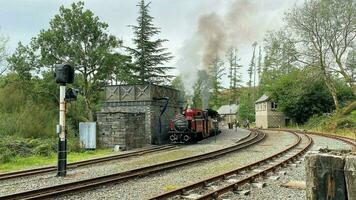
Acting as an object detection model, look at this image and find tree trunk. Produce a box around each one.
[84,97,94,122]
[321,66,339,110]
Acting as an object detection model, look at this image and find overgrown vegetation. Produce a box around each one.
[305,101,356,138]
[0,0,172,166]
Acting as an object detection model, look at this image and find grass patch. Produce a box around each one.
[163,184,182,191]
[0,149,113,173]
[301,101,356,140]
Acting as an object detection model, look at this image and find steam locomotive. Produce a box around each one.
[168,107,220,143]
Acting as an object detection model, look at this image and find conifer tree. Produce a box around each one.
[226,47,242,103]
[128,0,173,84]
[209,57,225,109]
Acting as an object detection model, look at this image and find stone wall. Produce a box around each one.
[97,111,146,149]
[99,84,182,146]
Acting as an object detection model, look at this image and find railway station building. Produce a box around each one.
[255,94,286,129]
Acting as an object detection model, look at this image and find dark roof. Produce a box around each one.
[255,94,270,104]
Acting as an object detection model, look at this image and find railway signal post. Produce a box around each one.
[54,64,75,177]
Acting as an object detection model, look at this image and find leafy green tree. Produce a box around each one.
[238,89,255,122]
[192,70,210,109]
[7,2,131,121]
[285,0,356,108]
[209,57,225,109]
[171,75,186,104]
[265,69,354,123]
[192,75,203,109]
[128,0,173,84]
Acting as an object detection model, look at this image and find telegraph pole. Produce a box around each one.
[55,64,74,177]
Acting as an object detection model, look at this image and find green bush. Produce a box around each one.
[34,144,53,157]
[0,148,13,163]
[335,118,356,129]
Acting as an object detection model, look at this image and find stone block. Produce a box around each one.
[306,152,346,200]
[345,154,356,200]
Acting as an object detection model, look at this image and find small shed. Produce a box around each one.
[79,122,97,149]
[255,94,285,129]
[217,104,239,125]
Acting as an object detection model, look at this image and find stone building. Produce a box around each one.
[255,94,285,128]
[97,84,182,148]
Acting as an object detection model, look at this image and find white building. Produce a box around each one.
[255,94,285,129]
[217,104,239,125]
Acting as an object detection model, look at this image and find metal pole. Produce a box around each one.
[57,85,67,177]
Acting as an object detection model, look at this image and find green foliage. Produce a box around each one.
[171,76,186,103]
[209,57,225,110]
[0,33,8,75]
[263,68,355,124]
[128,0,173,84]
[304,101,356,137]
[238,89,255,122]
[7,1,131,121]
[0,77,57,138]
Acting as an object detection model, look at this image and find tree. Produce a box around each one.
[238,89,255,122]
[209,57,225,109]
[321,0,356,95]
[192,70,210,109]
[346,48,356,86]
[266,69,354,123]
[257,46,262,83]
[7,2,130,121]
[128,0,173,84]
[226,47,242,103]
[171,75,186,103]
[247,42,257,88]
[0,34,7,75]
[286,0,356,108]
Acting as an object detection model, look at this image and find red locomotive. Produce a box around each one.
[168,107,220,143]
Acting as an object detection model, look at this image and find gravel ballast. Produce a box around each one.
[0,128,249,196]
[226,133,353,200]
[60,129,298,200]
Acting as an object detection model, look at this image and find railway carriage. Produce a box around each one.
[168,108,220,143]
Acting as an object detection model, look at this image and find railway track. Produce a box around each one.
[149,130,312,200]
[0,130,265,200]
[0,145,177,181]
[271,128,356,147]
[303,131,355,147]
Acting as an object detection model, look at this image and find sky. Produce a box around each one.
[0,0,303,90]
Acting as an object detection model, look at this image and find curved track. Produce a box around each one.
[149,130,312,200]
[0,145,177,181]
[0,130,265,200]
[303,131,355,147]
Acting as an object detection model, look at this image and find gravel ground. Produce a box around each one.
[0,128,249,196]
[224,133,353,200]
[59,130,298,200]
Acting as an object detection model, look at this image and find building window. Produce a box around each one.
[263,103,266,111]
[271,102,277,111]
